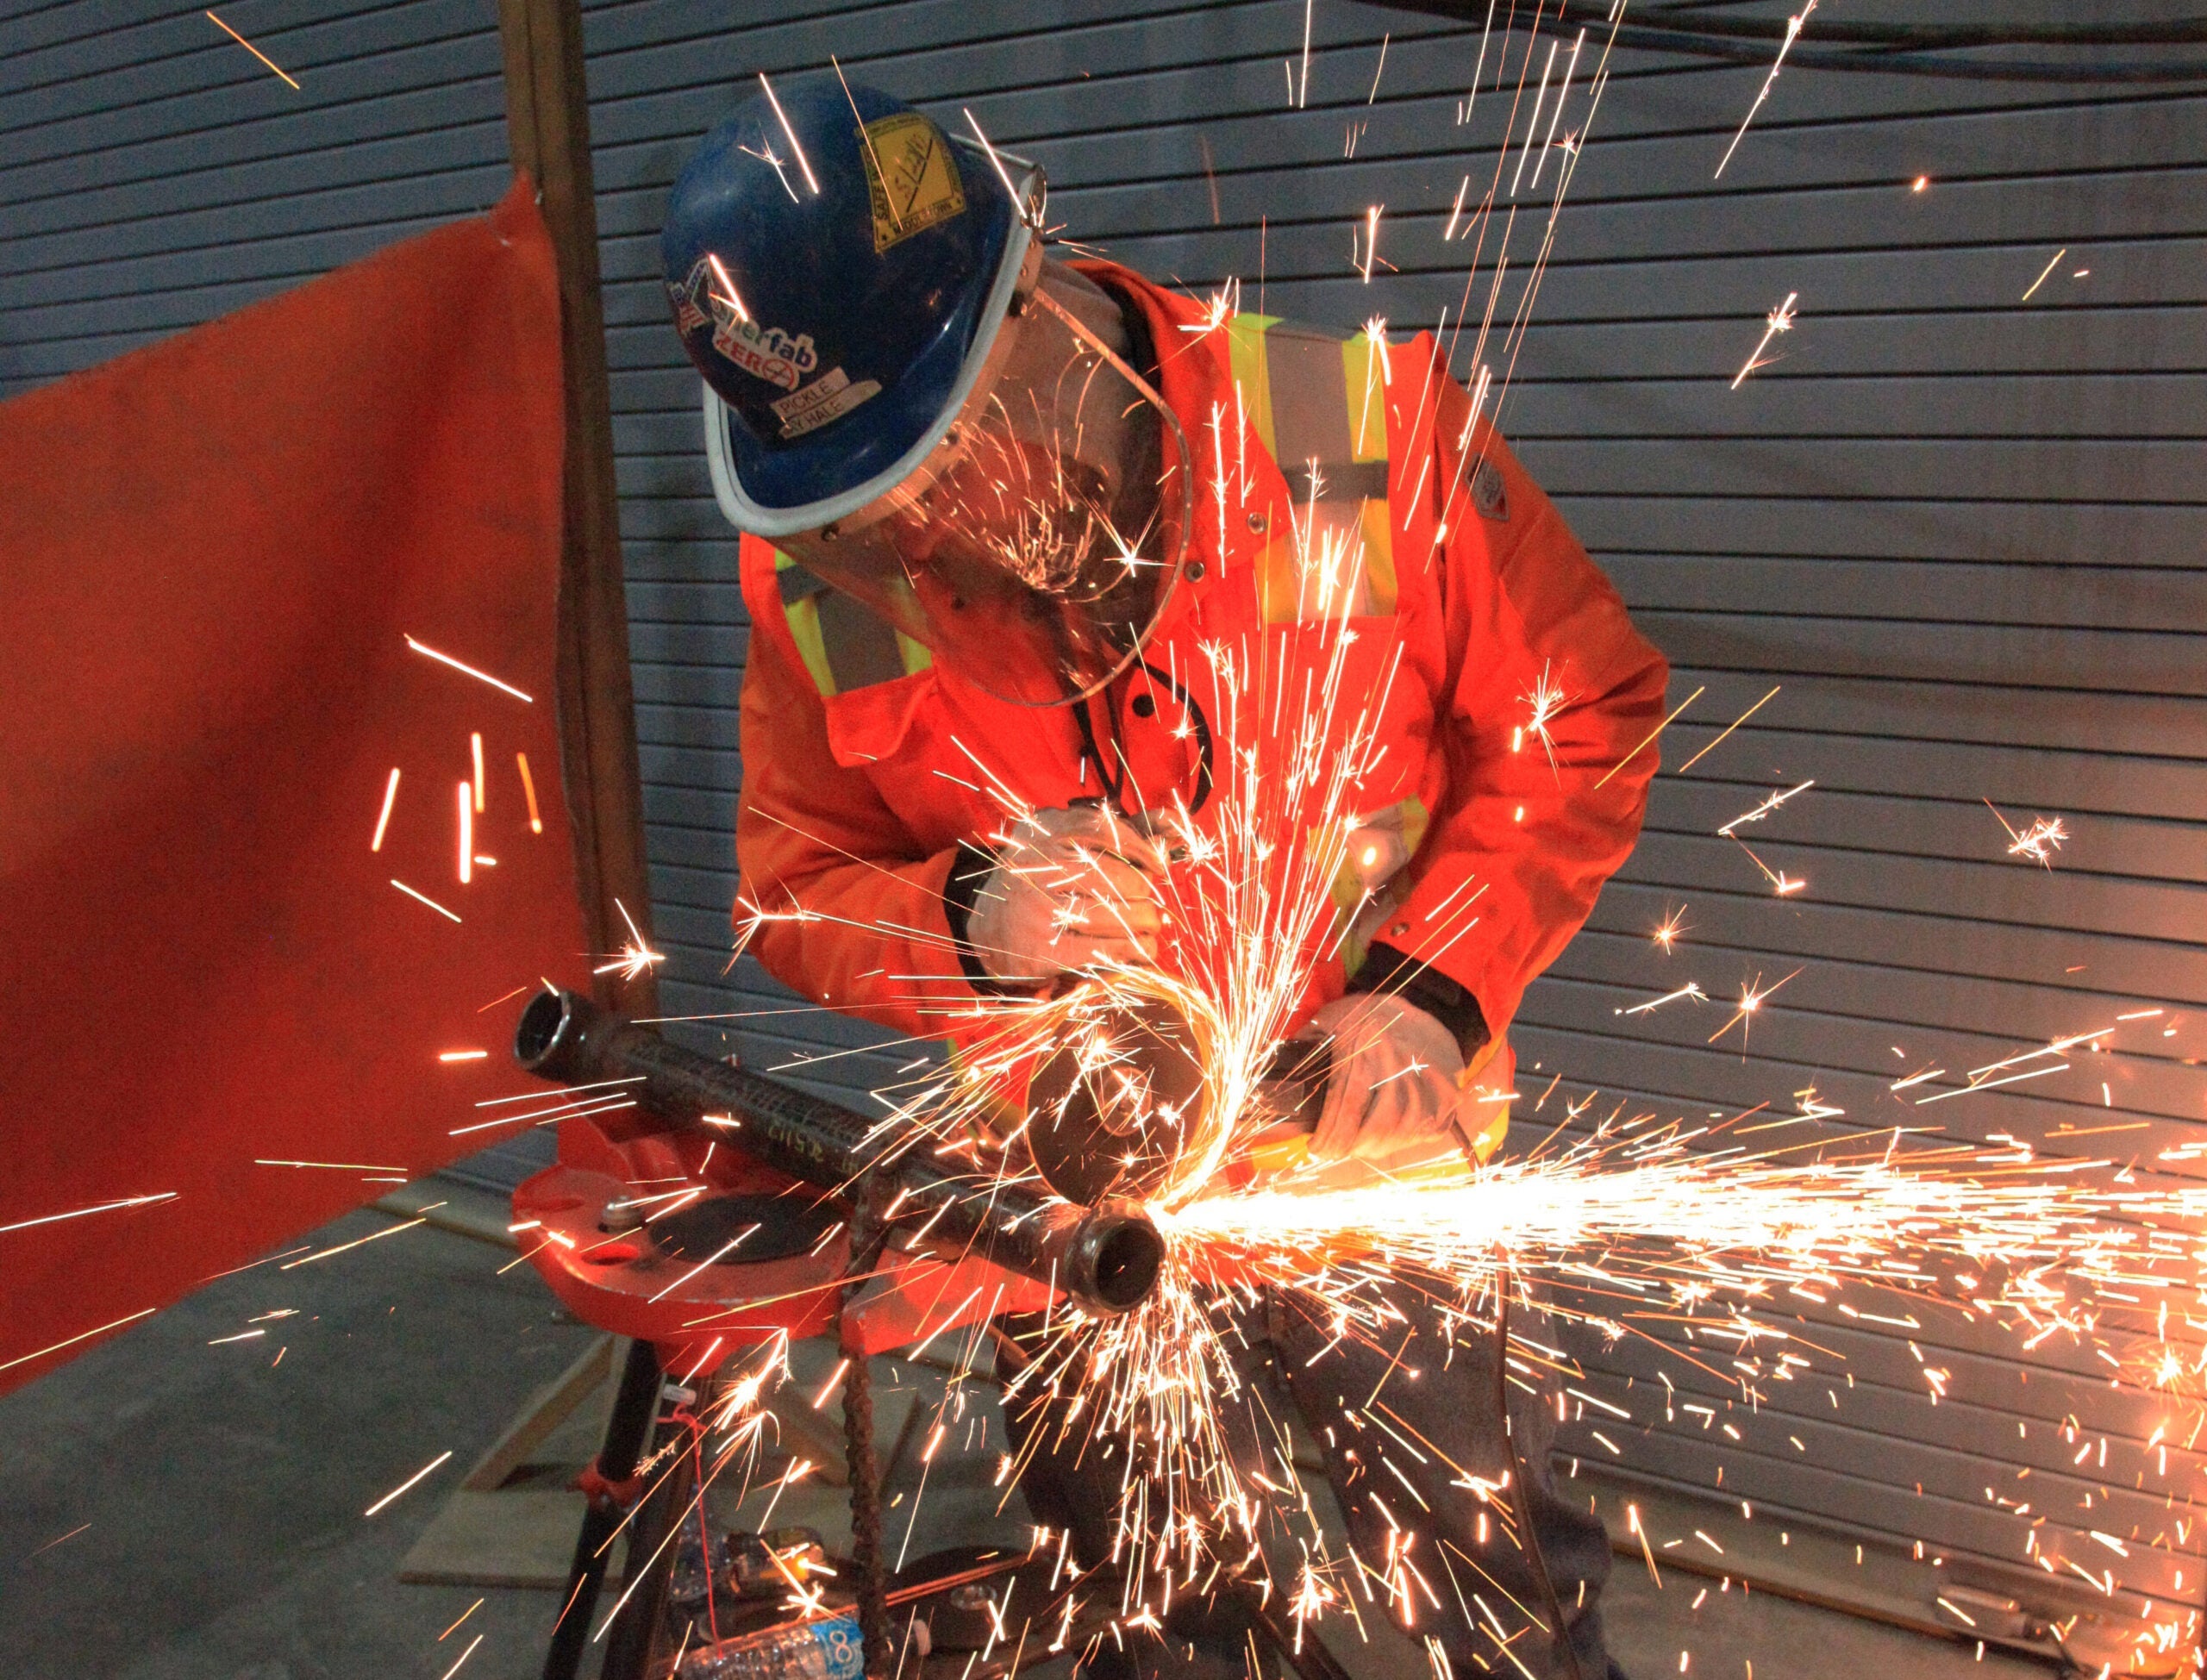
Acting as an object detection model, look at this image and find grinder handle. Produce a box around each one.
[1260,1037,1332,1134]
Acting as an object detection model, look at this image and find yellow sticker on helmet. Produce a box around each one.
[858,113,967,253]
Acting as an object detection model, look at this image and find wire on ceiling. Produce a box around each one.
[1378,2,2207,82]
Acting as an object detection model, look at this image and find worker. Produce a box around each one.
[663,81,1666,1680]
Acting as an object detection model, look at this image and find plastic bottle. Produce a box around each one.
[675,1612,866,1680]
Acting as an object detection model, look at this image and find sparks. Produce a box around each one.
[0,1308,159,1377]
[1514,659,1570,773]
[0,1193,178,1237]
[1621,982,1705,1016]
[1715,2,1816,178]
[593,896,666,982]
[961,108,1030,225]
[756,73,821,196]
[390,878,462,923]
[516,751,544,833]
[1707,969,1800,1046]
[1730,292,1799,390]
[702,251,752,320]
[2021,247,2068,303]
[1672,686,1779,776]
[363,1450,452,1518]
[403,636,533,703]
[255,1159,409,1171]
[369,767,400,852]
[1986,801,2068,868]
[204,9,300,89]
[1718,780,1813,837]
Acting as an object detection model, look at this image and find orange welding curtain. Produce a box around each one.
[0,177,597,1396]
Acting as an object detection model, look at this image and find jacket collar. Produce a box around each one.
[1070,262,1288,641]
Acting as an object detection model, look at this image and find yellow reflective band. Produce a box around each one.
[775,550,841,696]
[1222,312,1396,623]
[1225,313,1280,459]
[1323,796,1431,977]
[774,550,933,697]
[1343,330,1397,613]
[1360,498,1398,615]
[1341,330,1391,465]
[878,573,935,678]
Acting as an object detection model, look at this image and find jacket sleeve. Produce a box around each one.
[735,541,982,1040]
[1382,365,1671,1040]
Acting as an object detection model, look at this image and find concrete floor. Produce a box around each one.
[0,1205,598,1680]
[1600,1567,2048,1680]
[0,1192,2060,1680]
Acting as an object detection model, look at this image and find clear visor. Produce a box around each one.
[776,278,1191,707]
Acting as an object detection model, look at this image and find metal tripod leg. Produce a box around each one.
[597,1395,697,1680]
[542,1339,662,1680]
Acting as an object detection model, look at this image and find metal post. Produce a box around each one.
[495,0,658,1017]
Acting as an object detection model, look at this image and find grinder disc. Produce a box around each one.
[1024,996,1209,1205]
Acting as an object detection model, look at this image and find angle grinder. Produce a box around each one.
[1022,986,1330,1207]
[1022,977,1499,1207]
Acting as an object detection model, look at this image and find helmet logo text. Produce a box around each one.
[678,259,820,391]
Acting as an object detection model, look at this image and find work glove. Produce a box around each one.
[1307,992,1472,1161]
[963,805,1168,987]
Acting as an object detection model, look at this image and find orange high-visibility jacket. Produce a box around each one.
[734,263,1669,1062]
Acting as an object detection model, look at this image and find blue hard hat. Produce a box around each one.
[661,79,1035,522]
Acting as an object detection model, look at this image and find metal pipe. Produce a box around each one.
[513,987,1164,1315]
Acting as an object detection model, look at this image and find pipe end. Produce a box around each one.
[514,987,581,1077]
[1070,1202,1166,1315]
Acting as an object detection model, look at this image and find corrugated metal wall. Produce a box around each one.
[6,0,2202,1651]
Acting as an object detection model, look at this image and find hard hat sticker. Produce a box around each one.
[712,316,818,391]
[858,112,967,253]
[674,259,820,390]
[669,281,709,338]
[772,366,883,438]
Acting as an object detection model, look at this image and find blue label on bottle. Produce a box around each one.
[809,1614,866,1679]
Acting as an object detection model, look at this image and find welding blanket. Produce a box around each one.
[0,177,593,1397]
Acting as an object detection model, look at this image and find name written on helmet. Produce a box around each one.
[673,258,819,391]
[770,367,884,439]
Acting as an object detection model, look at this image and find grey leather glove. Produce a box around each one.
[962,806,1168,987]
[1307,992,1470,1161]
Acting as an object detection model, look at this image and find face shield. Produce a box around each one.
[716,260,1194,708]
